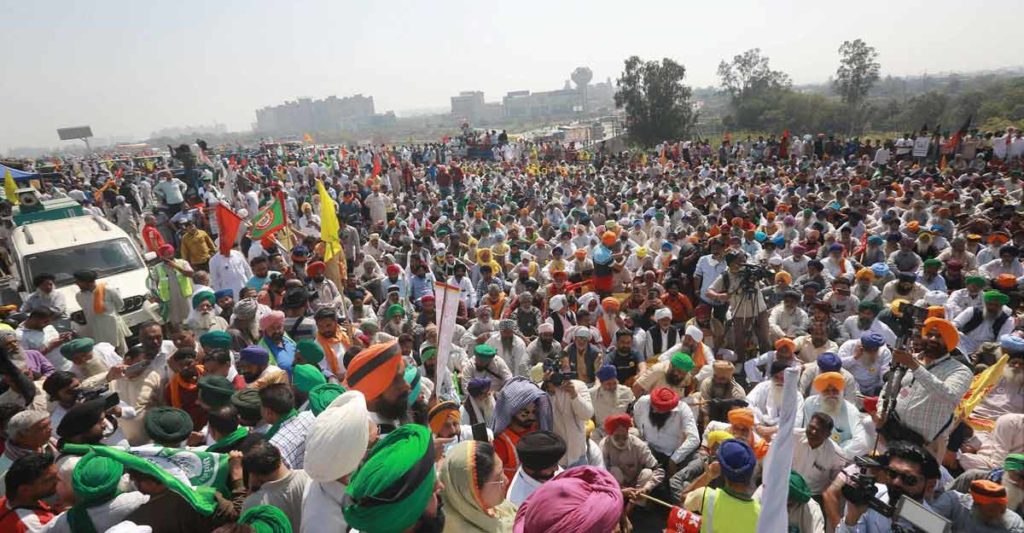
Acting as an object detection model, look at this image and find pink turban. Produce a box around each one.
[513,466,623,533]
[259,310,285,331]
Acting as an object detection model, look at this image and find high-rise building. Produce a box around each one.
[255,94,376,135]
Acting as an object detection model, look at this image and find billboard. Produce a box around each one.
[57,126,93,140]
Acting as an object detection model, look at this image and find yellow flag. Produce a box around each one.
[4,169,18,205]
[317,179,341,262]
[303,133,315,144]
[956,354,1009,431]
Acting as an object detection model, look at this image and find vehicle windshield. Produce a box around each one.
[25,238,143,288]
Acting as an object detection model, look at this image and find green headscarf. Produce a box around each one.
[788,471,812,504]
[1005,453,1024,472]
[199,330,232,350]
[69,452,124,533]
[405,365,422,408]
[296,339,325,365]
[144,407,194,445]
[308,383,347,415]
[438,440,516,533]
[984,290,1010,305]
[386,304,406,319]
[197,375,235,408]
[292,364,326,393]
[344,424,437,533]
[239,504,293,533]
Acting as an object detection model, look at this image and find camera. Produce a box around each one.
[896,302,928,322]
[841,456,887,509]
[737,263,772,290]
[75,384,120,408]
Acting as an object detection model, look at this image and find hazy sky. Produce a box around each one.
[3,0,1022,151]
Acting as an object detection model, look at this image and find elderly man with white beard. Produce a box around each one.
[588,364,635,441]
[838,332,892,396]
[797,352,860,406]
[461,305,498,349]
[486,319,530,378]
[747,360,805,438]
[460,377,496,427]
[186,291,229,338]
[697,360,747,428]
[526,323,562,366]
[953,290,1015,356]
[802,371,870,457]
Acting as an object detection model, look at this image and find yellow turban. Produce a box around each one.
[813,371,846,393]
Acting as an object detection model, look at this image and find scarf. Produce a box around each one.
[206,427,249,453]
[264,409,297,440]
[168,365,205,409]
[317,330,349,377]
[93,283,107,314]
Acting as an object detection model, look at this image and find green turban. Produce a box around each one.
[965,275,987,286]
[231,388,263,421]
[474,344,497,360]
[308,383,346,415]
[239,504,293,533]
[199,330,232,350]
[144,407,194,445]
[192,291,216,310]
[386,304,405,319]
[404,366,422,408]
[344,424,437,533]
[1005,453,1024,472]
[292,364,326,393]
[788,471,811,504]
[984,290,1009,305]
[296,339,325,365]
[69,452,124,533]
[922,258,942,269]
[60,337,95,360]
[670,352,694,372]
[198,375,235,408]
[420,346,437,361]
[858,300,881,313]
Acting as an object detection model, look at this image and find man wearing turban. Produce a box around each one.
[885,317,973,458]
[953,290,1015,356]
[237,345,288,389]
[512,466,624,533]
[802,372,870,457]
[149,243,194,325]
[345,340,410,435]
[946,274,987,319]
[600,413,665,516]
[343,424,443,533]
[306,261,341,311]
[697,360,747,427]
[838,332,892,396]
[258,309,298,375]
[747,360,806,429]
[680,440,761,531]
[633,386,699,479]
[50,452,149,533]
[491,377,553,479]
[588,364,636,441]
[507,430,566,506]
[486,319,530,379]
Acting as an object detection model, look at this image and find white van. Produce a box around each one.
[10,215,161,332]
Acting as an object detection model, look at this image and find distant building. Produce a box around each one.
[255,94,376,135]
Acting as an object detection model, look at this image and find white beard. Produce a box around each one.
[1007,482,1024,513]
[770,384,784,405]
[476,395,495,422]
[821,396,843,417]
[1004,367,1024,389]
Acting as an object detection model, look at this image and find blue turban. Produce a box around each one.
[214,289,233,300]
[239,345,270,366]
[467,377,492,396]
[717,439,756,482]
[867,235,884,245]
[772,236,786,247]
[999,334,1024,355]
[754,231,767,242]
[596,364,617,382]
[870,263,890,277]
[817,352,842,373]
[860,332,885,350]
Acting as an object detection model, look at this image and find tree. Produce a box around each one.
[614,56,697,147]
[571,67,593,112]
[717,48,791,99]
[834,39,880,132]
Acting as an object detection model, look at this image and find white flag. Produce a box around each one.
[433,281,462,400]
[756,366,801,533]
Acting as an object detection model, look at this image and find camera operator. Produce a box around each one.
[838,441,941,533]
[880,317,972,460]
[705,252,770,361]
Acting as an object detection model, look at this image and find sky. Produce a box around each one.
[2,0,1022,151]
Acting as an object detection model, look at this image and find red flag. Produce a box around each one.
[215,203,243,256]
[372,154,381,177]
[666,506,701,532]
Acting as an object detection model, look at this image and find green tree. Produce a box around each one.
[614,56,698,146]
[717,49,792,130]
[834,39,880,132]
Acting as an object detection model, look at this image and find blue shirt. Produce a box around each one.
[409,273,436,303]
[261,335,297,375]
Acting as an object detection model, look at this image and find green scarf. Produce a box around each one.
[206,427,249,453]
[264,409,297,440]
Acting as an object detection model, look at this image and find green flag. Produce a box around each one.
[63,443,228,516]
[248,195,287,240]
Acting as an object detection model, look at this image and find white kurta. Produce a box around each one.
[300,480,347,533]
[210,250,254,299]
[75,285,130,353]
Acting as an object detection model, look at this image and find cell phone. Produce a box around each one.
[471,422,489,442]
[125,361,149,374]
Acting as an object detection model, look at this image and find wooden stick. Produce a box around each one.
[636,491,675,509]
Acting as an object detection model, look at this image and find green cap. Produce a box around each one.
[670,352,694,372]
[474,344,497,360]
[60,338,95,359]
[199,330,232,350]
[1005,453,1024,472]
[197,375,235,408]
[296,339,325,365]
[293,364,327,393]
[788,471,811,504]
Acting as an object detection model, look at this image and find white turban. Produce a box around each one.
[304,391,370,482]
[654,307,673,322]
[549,295,567,312]
[538,323,554,334]
[573,327,592,340]
[924,290,948,306]
[685,325,705,343]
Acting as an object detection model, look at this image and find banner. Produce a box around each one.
[912,136,931,158]
[248,194,287,239]
[215,203,243,256]
[433,281,462,400]
[756,366,801,533]
[956,354,1009,431]
[63,443,228,516]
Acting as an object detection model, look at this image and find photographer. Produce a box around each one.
[705,252,770,361]
[838,441,942,533]
[879,317,973,460]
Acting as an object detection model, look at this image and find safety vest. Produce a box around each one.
[154,262,193,301]
[700,487,760,533]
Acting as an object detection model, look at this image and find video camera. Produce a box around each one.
[737,263,772,290]
[542,359,577,386]
[841,455,951,533]
[75,384,120,409]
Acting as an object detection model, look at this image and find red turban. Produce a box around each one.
[603,413,632,436]
[650,386,679,413]
[386,264,401,276]
[158,244,175,256]
[307,261,326,276]
[345,340,403,401]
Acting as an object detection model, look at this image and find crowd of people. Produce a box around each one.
[1,126,1024,532]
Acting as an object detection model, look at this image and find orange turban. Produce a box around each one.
[345,340,402,401]
[907,221,920,232]
[813,371,845,393]
[727,408,755,429]
[970,479,1008,506]
[427,401,461,434]
[731,217,744,227]
[775,271,792,284]
[927,306,946,319]
[855,268,875,281]
[774,338,796,353]
[991,234,1010,245]
[995,274,1017,290]
[601,232,617,246]
[602,297,621,312]
[922,317,959,352]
